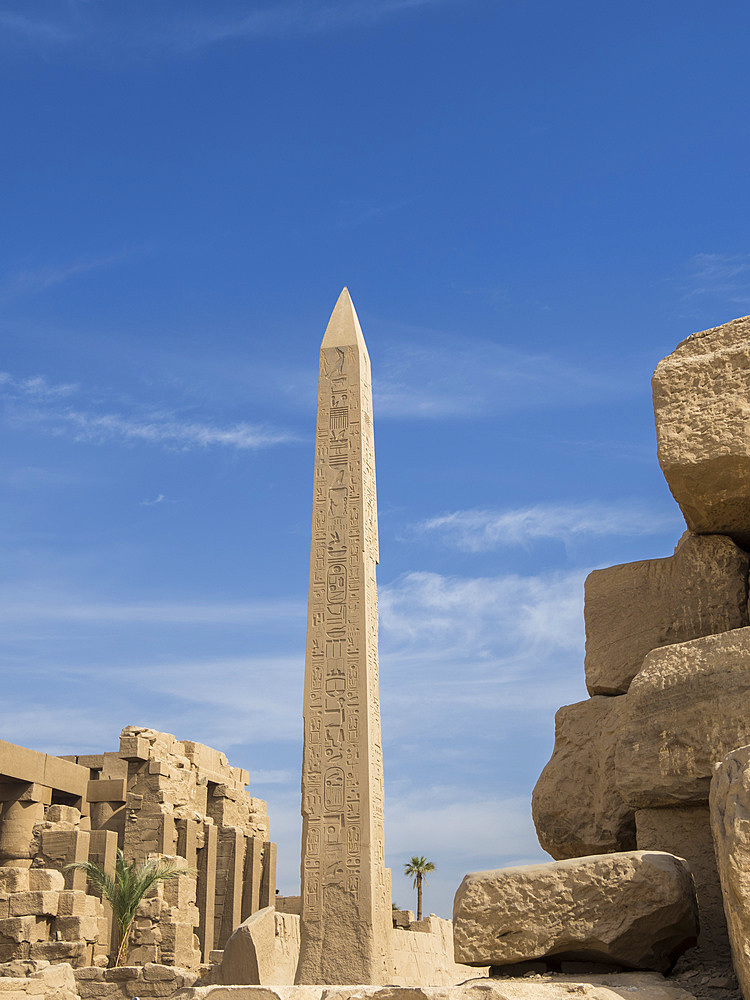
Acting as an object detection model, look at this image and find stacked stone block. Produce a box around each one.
[533,314,750,967]
[0,868,105,968]
[0,726,276,971]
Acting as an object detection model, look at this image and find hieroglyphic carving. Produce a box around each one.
[297,290,391,985]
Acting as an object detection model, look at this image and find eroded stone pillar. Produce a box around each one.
[0,784,46,867]
[296,289,391,985]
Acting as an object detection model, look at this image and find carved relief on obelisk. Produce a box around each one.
[296,289,391,985]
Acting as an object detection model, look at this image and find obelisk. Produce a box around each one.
[296,289,392,985]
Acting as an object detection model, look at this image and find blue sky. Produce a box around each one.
[1,0,749,917]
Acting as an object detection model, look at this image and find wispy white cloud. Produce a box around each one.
[0,596,304,626]
[415,501,683,551]
[0,249,142,300]
[56,409,298,450]
[0,372,79,400]
[178,0,454,48]
[0,11,73,46]
[251,769,296,785]
[0,370,299,452]
[0,0,459,58]
[380,569,585,666]
[372,329,630,420]
[140,494,167,506]
[685,252,750,306]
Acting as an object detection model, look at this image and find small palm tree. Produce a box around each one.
[67,849,195,967]
[403,856,435,921]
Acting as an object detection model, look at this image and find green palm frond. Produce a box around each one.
[66,848,195,966]
[403,855,435,885]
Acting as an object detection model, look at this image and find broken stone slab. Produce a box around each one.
[614,627,750,807]
[584,533,750,696]
[208,907,300,986]
[710,744,750,1000]
[532,697,635,860]
[452,852,698,973]
[653,313,750,549]
[169,977,698,999]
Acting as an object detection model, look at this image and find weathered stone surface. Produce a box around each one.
[653,314,750,549]
[452,852,698,973]
[212,907,300,986]
[170,976,698,999]
[0,960,79,1000]
[390,917,486,986]
[635,806,729,961]
[297,290,391,985]
[584,534,750,695]
[532,697,634,860]
[614,628,750,807]
[710,744,750,1000]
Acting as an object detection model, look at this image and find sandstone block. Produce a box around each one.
[453,851,698,972]
[213,906,277,986]
[9,895,58,919]
[73,967,105,981]
[29,961,77,990]
[0,873,28,895]
[55,916,99,942]
[532,697,634,859]
[29,939,90,967]
[584,534,750,695]
[0,917,47,944]
[710,744,750,999]
[45,806,80,826]
[635,806,729,962]
[653,313,750,548]
[26,871,64,893]
[76,981,121,1000]
[103,966,142,981]
[56,892,96,919]
[142,963,179,981]
[614,628,750,807]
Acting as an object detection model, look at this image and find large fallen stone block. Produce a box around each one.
[614,628,750,807]
[653,313,750,548]
[584,534,750,695]
[452,852,698,973]
[532,697,635,859]
[710,744,750,1000]
[210,907,300,986]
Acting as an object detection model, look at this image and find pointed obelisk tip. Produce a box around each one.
[321,286,367,351]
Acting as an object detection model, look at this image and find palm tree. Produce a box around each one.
[67,849,195,967]
[403,856,435,921]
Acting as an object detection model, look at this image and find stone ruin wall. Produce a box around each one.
[0,725,276,971]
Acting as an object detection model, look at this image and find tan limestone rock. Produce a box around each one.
[297,290,391,985]
[635,806,729,961]
[169,976,698,999]
[389,917,484,986]
[211,906,301,986]
[653,314,750,548]
[709,744,750,999]
[532,697,634,860]
[452,852,698,973]
[614,628,750,807]
[584,534,750,695]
